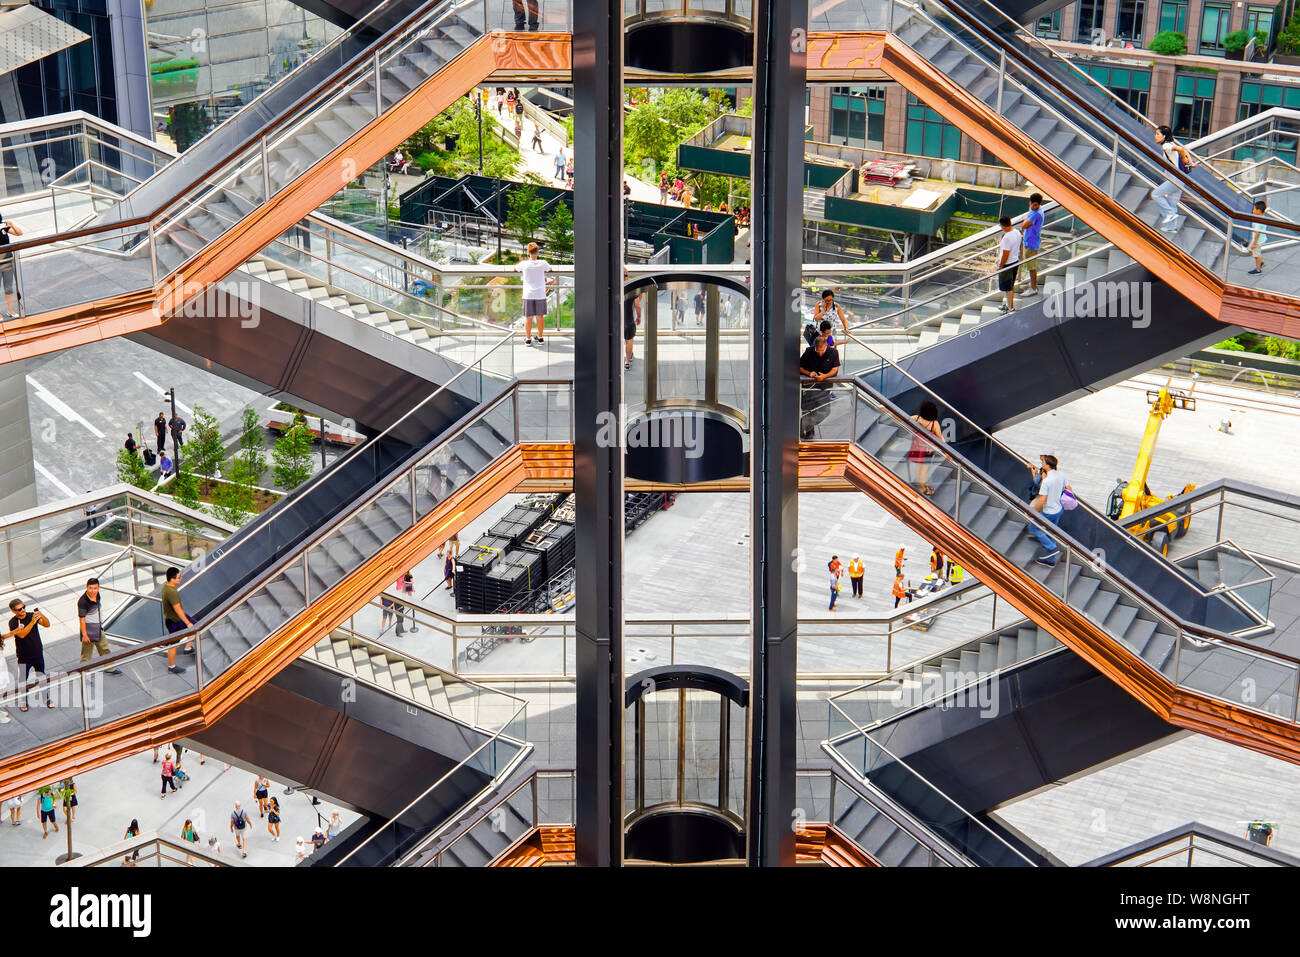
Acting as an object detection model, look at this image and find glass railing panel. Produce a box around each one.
[1,503,128,586]
[1174,634,1298,722]
[85,642,198,731]
[516,382,572,443]
[11,224,152,319]
[0,673,86,759]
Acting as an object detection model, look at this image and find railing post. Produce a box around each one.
[325,231,334,287]
[374,51,383,117]
[194,626,205,689]
[1063,549,1071,604]
[1222,231,1232,280]
[1216,488,1225,542]
[302,552,311,607]
[261,137,271,201]
[80,672,90,732]
[953,465,961,524]
[1108,132,1119,197]
[410,470,418,525]
[887,0,895,33]
[148,223,158,288]
[996,51,1006,113]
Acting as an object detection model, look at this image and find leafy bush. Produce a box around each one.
[1150,30,1187,55]
[1213,338,1246,351]
[1224,29,1251,53]
[1278,18,1300,55]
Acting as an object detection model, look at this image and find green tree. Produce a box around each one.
[115,448,156,491]
[168,102,212,152]
[506,185,546,246]
[272,423,315,491]
[210,477,254,528]
[401,97,521,180]
[232,406,266,486]
[171,461,203,511]
[623,88,726,182]
[186,405,224,479]
[543,201,575,261]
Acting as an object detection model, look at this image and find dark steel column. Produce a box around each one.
[748,0,806,867]
[573,2,625,868]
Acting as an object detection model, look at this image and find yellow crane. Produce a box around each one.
[1106,376,1198,556]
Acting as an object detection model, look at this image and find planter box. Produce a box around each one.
[266,404,364,446]
[1272,52,1300,66]
[156,473,285,518]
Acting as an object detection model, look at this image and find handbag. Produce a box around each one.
[1060,487,1078,511]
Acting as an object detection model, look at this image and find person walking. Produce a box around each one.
[517,241,553,345]
[908,400,943,496]
[78,578,122,673]
[267,796,282,842]
[530,123,544,152]
[230,801,251,858]
[0,211,24,319]
[5,598,51,711]
[624,278,642,371]
[892,573,908,609]
[327,810,344,841]
[180,818,200,864]
[160,751,178,798]
[848,555,865,599]
[380,593,394,630]
[62,779,77,823]
[442,552,455,591]
[123,819,141,864]
[160,566,193,673]
[153,413,167,456]
[894,544,906,577]
[1027,453,1071,567]
[512,0,539,30]
[1151,125,1198,234]
[37,786,58,839]
[1247,199,1268,275]
[693,289,705,326]
[659,171,670,204]
[554,147,566,181]
[254,774,270,817]
[312,827,328,851]
[6,793,22,826]
[1021,193,1045,295]
[295,835,309,860]
[828,559,842,612]
[813,289,850,339]
[996,215,1022,313]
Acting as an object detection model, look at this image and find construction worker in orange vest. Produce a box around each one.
[892,573,908,609]
[848,555,865,598]
[894,544,906,577]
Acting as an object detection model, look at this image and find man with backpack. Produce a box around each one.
[1027,453,1072,567]
[230,801,251,858]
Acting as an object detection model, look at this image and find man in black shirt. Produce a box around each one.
[5,598,51,711]
[153,413,167,455]
[799,335,840,440]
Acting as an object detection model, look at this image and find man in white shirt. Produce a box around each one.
[996,215,1022,313]
[1028,453,1069,566]
[516,241,553,345]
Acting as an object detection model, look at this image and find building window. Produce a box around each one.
[1198,3,1231,55]
[1034,11,1062,38]
[1158,0,1187,35]
[905,94,960,160]
[1087,65,1151,114]
[1238,82,1300,160]
[829,86,885,149]
[1173,74,1216,139]
[1245,6,1275,44]
[1076,0,1106,42]
[1116,0,1146,40]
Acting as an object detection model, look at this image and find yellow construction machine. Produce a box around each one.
[1105,377,1198,556]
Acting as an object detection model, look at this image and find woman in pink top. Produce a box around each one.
[161,751,177,799]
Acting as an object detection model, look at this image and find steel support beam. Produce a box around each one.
[573,3,625,868]
[748,0,806,867]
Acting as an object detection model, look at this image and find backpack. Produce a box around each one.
[803,322,819,348]
[232,809,247,828]
[142,448,156,466]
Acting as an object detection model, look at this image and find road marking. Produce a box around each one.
[132,371,193,415]
[25,376,106,438]
[32,460,75,498]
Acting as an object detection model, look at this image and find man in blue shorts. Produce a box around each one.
[1021,192,1045,295]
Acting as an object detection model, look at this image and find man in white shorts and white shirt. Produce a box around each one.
[517,241,553,345]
